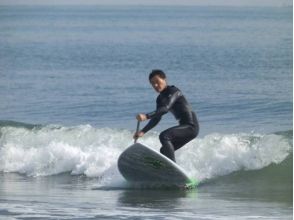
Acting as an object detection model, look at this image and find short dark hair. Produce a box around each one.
[149,69,166,81]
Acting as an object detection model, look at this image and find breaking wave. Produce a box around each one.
[0,121,292,185]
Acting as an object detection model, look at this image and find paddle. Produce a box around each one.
[134,120,140,143]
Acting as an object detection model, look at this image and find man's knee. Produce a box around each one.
[159,130,172,143]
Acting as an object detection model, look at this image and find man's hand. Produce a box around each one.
[133,131,145,140]
[136,114,147,121]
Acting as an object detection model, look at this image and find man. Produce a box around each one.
[133,69,199,162]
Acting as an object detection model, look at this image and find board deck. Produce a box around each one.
[118,143,197,188]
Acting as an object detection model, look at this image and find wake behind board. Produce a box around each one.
[118,143,197,189]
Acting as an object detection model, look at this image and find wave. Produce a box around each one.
[0,121,292,185]
[200,153,293,203]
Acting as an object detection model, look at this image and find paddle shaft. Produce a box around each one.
[134,121,140,143]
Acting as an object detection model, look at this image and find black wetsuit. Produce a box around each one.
[141,85,199,162]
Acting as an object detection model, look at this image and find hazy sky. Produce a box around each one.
[0,0,292,6]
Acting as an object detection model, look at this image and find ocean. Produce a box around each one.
[0,5,292,219]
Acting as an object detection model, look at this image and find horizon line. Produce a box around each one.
[0,3,292,7]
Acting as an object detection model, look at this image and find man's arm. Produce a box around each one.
[141,115,161,134]
[146,89,182,119]
[140,88,182,134]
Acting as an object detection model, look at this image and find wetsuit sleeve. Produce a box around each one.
[141,97,162,133]
[141,88,182,134]
[141,116,161,134]
[146,89,182,119]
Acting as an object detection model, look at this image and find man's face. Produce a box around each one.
[150,75,167,93]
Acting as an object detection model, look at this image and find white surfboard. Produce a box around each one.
[118,143,197,188]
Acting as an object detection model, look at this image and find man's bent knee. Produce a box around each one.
[159,130,172,143]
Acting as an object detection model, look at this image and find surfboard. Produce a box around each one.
[117,143,197,189]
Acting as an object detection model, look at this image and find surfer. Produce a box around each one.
[133,69,199,162]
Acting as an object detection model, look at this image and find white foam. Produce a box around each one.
[0,125,132,177]
[177,132,291,181]
[0,125,291,183]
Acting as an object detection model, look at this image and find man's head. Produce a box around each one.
[149,69,167,93]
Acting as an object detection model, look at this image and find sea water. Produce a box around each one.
[0,5,292,219]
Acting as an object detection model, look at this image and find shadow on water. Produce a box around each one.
[117,189,197,209]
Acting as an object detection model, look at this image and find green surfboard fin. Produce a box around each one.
[185,178,198,189]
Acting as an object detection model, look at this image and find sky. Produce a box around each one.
[0,0,292,7]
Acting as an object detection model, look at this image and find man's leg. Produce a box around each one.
[159,124,197,162]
